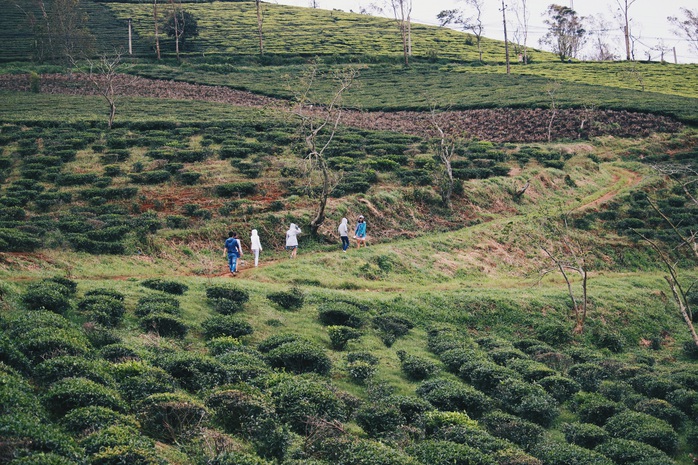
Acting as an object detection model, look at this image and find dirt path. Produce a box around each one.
[573,166,644,212]
[0,73,684,143]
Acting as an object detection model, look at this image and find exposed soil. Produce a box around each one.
[0,73,684,142]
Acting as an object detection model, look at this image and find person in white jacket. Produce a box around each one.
[250,229,263,267]
[338,218,349,252]
[285,223,301,258]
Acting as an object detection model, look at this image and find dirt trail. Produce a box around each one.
[0,73,684,143]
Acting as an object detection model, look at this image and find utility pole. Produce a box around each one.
[501,0,510,74]
[128,18,132,55]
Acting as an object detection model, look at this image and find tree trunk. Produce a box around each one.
[256,0,264,55]
[310,160,330,235]
[153,0,161,60]
[666,276,698,348]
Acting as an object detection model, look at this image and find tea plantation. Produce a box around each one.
[1,1,698,465]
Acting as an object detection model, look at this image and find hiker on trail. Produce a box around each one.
[250,229,263,267]
[224,231,242,275]
[285,223,301,258]
[338,217,350,252]
[355,215,367,248]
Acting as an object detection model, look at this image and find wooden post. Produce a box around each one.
[501,0,510,74]
[673,47,677,64]
[128,18,132,55]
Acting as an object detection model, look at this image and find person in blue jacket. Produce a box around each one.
[354,215,367,249]
[223,231,242,275]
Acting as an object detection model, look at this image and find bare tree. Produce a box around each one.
[256,0,265,55]
[587,14,617,61]
[388,0,413,66]
[615,0,637,61]
[537,214,590,334]
[27,0,95,63]
[153,0,161,60]
[668,8,698,56]
[540,4,587,62]
[512,0,530,64]
[545,81,561,142]
[501,0,511,74]
[292,63,359,235]
[437,0,485,62]
[80,50,135,129]
[428,107,466,210]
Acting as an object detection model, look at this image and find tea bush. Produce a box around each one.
[494,378,558,426]
[633,398,687,429]
[206,388,275,435]
[666,388,698,415]
[422,410,478,434]
[490,347,528,365]
[60,406,139,435]
[156,352,229,392]
[208,451,272,465]
[21,280,73,314]
[537,375,580,402]
[99,344,140,363]
[604,410,679,454]
[505,358,556,382]
[138,392,208,443]
[355,401,405,437]
[206,336,243,356]
[8,453,78,465]
[438,347,487,373]
[568,363,611,392]
[534,439,614,465]
[407,439,496,465]
[215,182,257,197]
[140,279,188,295]
[630,374,681,399]
[416,378,494,419]
[323,437,420,465]
[571,392,626,426]
[594,438,676,465]
[206,285,250,304]
[43,377,126,417]
[597,380,636,404]
[327,325,362,351]
[373,313,415,347]
[266,287,305,310]
[0,414,81,462]
[265,340,332,375]
[347,360,377,384]
[432,423,513,454]
[134,295,181,317]
[84,288,125,301]
[140,313,188,338]
[389,395,433,424]
[460,360,519,393]
[77,296,126,327]
[216,351,271,384]
[34,356,114,387]
[396,350,439,381]
[318,301,366,328]
[480,411,545,451]
[562,422,609,449]
[15,328,91,364]
[201,315,254,339]
[257,334,305,353]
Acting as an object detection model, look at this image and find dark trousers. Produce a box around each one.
[341,236,350,251]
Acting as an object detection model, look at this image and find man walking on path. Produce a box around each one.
[224,231,242,275]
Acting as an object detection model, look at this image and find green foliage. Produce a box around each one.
[206,285,250,304]
[318,301,366,328]
[266,287,305,310]
[156,352,228,392]
[537,375,580,402]
[201,314,254,340]
[323,437,420,465]
[34,355,114,386]
[571,392,626,426]
[139,313,188,338]
[534,439,614,465]
[208,451,271,465]
[21,280,73,314]
[480,411,545,451]
[568,363,611,392]
[633,398,687,429]
[355,401,405,437]
[138,392,208,443]
[78,295,126,327]
[140,279,188,295]
[373,313,415,347]
[604,411,679,454]
[265,340,332,375]
[408,439,496,465]
[562,422,610,449]
[494,378,559,426]
[0,413,81,462]
[594,438,676,465]
[416,378,493,419]
[396,350,439,381]
[43,377,126,418]
[327,325,362,351]
[215,182,257,197]
[60,406,139,435]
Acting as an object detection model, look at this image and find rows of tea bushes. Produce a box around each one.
[0,121,539,254]
[2,276,697,464]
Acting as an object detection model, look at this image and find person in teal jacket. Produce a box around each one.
[354,215,367,249]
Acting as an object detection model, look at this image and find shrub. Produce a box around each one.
[89,444,165,465]
[46,277,78,295]
[426,325,471,355]
[597,380,636,403]
[432,423,512,454]
[206,336,243,356]
[480,411,545,451]
[266,340,332,375]
[8,453,77,465]
[324,438,420,465]
[373,313,415,346]
[571,392,626,425]
[604,410,679,454]
[43,377,126,417]
[355,401,405,437]
[15,328,90,364]
[208,451,272,465]
[140,279,188,295]
[562,422,609,449]
[630,374,681,399]
[389,395,433,424]
[99,344,140,363]
[460,360,519,393]
[396,350,439,381]
[327,325,362,351]
[78,296,126,327]
[318,302,366,328]
[537,375,580,402]
[21,280,73,314]
[439,347,487,373]
[568,363,611,392]
[84,288,124,301]
[407,439,496,465]
[416,378,493,419]
[114,364,177,403]
[270,376,348,434]
[535,323,573,345]
[34,356,114,386]
[140,313,188,338]
[257,334,304,353]
[682,340,698,359]
[0,414,81,461]
[129,170,171,184]
[267,287,305,310]
[490,348,528,365]
[534,439,614,465]
[206,388,276,434]
[505,358,556,382]
[423,411,479,434]
[201,315,254,340]
[134,296,181,317]
[156,352,229,392]
[215,182,257,197]
[591,329,625,353]
[666,388,698,415]
[60,406,139,435]
[594,438,676,465]
[0,227,40,252]
[138,392,208,443]
[206,285,249,304]
[495,378,558,426]
[347,360,377,384]
[633,398,687,428]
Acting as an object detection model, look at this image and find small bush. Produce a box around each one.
[562,422,609,449]
[208,451,271,465]
[201,315,254,340]
[347,360,377,384]
[266,340,332,375]
[208,297,244,315]
[327,325,362,351]
[568,363,610,392]
[355,401,406,437]
[537,375,580,402]
[318,302,366,328]
[666,388,698,415]
[535,439,614,465]
[604,410,679,454]
[84,288,124,301]
[138,392,208,443]
[505,358,556,382]
[495,378,558,426]
[78,296,126,327]
[267,287,305,310]
[15,328,90,364]
[113,363,177,403]
[140,313,188,338]
[140,279,188,295]
[206,388,276,435]
[43,377,126,417]
[571,392,626,425]
[156,352,229,392]
[34,356,114,386]
[0,228,40,252]
[373,313,415,347]
[0,414,81,461]
[134,295,180,317]
[594,438,676,465]
[416,378,493,419]
[215,182,257,197]
[396,350,439,381]
[407,439,496,465]
[60,406,139,435]
[206,285,250,304]
[99,344,139,363]
[634,398,687,428]
[480,411,545,451]
[21,280,73,314]
[460,360,519,393]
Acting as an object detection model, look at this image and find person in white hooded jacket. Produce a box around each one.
[338,218,349,252]
[285,223,301,258]
[250,229,263,267]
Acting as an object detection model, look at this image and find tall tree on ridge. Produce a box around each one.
[437,0,486,63]
[256,0,264,55]
[615,0,637,61]
[668,8,698,56]
[389,0,413,66]
[540,4,587,61]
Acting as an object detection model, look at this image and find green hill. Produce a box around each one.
[1,1,698,465]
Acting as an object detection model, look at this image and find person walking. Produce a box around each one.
[285,223,301,258]
[355,215,367,249]
[223,231,242,275]
[338,218,350,252]
[250,229,263,267]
